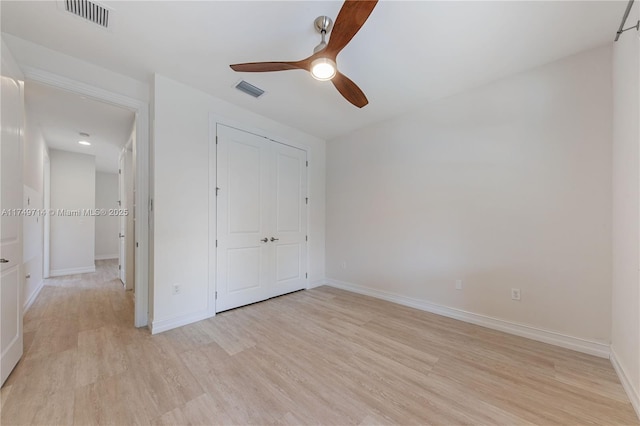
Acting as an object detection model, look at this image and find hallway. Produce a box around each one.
[0,259,143,424]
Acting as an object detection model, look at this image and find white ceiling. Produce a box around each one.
[25,81,135,173]
[2,1,626,141]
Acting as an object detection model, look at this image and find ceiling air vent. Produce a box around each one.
[235,80,265,99]
[62,0,111,29]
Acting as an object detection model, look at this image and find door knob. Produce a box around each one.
[0,258,8,263]
[260,238,268,243]
[270,237,279,242]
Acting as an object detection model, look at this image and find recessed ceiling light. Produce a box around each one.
[78,141,91,146]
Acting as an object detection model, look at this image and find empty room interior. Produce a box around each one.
[0,0,639,424]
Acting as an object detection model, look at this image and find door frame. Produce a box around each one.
[43,152,50,279]
[24,67,150,328]
[118,148,127,286]
[209,114,312,314]
[121,138,135,291]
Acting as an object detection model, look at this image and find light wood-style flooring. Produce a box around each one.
[1,260,638,425]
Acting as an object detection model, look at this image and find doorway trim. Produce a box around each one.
[43,152,50,279]
[24,67,150,328]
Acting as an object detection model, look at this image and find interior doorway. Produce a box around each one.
[23,72,148,327]
[29,82,134,279]
[24,69,149,328]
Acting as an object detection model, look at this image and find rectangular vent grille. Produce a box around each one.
[235,80,265,98]
[64,0,110,28]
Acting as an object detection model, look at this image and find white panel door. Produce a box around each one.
[118,153,126,285]
[216,125,307,312]
[216,125,271,312]
[124,145,135,292]
[1,74,23,385]
[269,142,307,297]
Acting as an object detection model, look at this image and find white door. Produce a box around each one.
[216,125,307,312]
[270,142,307,297]
[216,125,271,311]
[118,153,126,285]
[124,145,135,291]
[1,73,24,385]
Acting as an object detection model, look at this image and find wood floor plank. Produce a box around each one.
[1,349,77,425]
[25,316,79,360]
[75,325,130,388]
[200,313,256,356]
[4,348,77,395]
[124,336,205,417]
[152,393,228,426]
[180,343,284,424]
[2,388,75,426]
[0,384,12,416]
[73,372,154,425]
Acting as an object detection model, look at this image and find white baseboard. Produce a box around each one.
[610,347,640,420]
[325,278,610,358]
[95,254,118,260]
[150,309,215,334]
[307,279,327,289]
[23,280,44,312]
[49,265,96,277]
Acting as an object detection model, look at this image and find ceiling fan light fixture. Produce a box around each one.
[229,1,377,107]
[310,57,337,81]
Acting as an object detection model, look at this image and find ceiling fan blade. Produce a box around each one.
[332,71,368,108]
[325,0,378,57]
[230,61,306,73]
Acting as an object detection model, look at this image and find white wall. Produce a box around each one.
[151,74,326,332]
[611,1,640,417]
[49,149,96,276]
[23,113,46,193]
[95,172,119,260]
[22,119,47,310]
[23,185,42,306]
[326,46,613,351]
[2,34,149,102]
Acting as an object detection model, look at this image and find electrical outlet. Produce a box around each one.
[341,261,347,270]
[511,288,521,301]
[173,284,181,295]
[455,279,463,290]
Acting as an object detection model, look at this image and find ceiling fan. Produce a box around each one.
[230,0,378,108]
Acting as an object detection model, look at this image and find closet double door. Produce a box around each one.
[216,124,307,312]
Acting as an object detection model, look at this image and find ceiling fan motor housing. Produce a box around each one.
[313,15,333,53]
[314,15,333,34]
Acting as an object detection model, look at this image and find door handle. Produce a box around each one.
[270,237,279,242]
[260,238,268,243]
[0,258,8,263]
[119,233,125,238]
